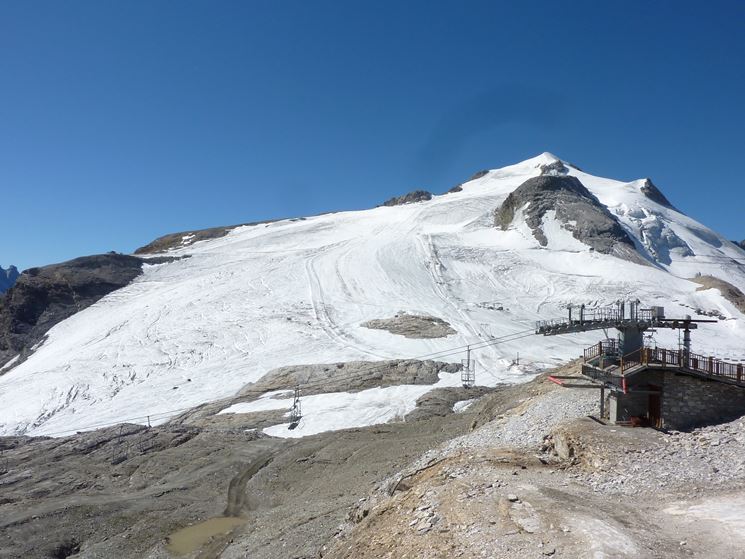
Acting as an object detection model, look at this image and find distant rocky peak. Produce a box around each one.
[0,265,19,293]
[639,178,676,209]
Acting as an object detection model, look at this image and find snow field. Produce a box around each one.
[1,153,743,438]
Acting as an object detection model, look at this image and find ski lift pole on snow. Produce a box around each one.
[288,386,302,430]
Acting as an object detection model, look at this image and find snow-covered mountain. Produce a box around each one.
[2,153,744,437]
[0,265,19,293]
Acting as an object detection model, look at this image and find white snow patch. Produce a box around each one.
[244,384,434,438]
[452,398,476,413]
[0,354,20,372]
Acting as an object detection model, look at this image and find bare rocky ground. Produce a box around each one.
[2,360,745,558]
[0,360,487,559]
[325,363,745,559]
[360,313,456,339]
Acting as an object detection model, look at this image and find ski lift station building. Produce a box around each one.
[540,302,745,430]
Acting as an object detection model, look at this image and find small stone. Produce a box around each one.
[507,494,519,502]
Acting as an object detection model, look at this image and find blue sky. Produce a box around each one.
[2,1,744,271]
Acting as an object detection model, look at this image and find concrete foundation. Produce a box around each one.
[609,369,745,430]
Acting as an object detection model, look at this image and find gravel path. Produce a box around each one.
[447,384,599,451]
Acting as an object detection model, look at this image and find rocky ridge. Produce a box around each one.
[639,178,676,209]
[0,265,19,293]
[0,254,145,370]
[382,190,433,206]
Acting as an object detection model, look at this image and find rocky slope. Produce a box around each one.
[692,275,745,314]
[0,265,19,293]
[3,361,744,558]
[0,254,145,370]
[493,174,646,264]
[324,368,745,559]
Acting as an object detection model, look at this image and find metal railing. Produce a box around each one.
[537,307,663,335]
[584,339,619,362]
[617,347,745,385]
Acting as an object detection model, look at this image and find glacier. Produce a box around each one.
[1,152,743,437]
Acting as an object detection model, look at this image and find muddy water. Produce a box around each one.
[165,516,246,555]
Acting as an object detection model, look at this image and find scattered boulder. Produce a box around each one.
[494,175,647,265]
[361,313,456,339]
[0,265,19,293]
[0,254,145,369]
[382,190,432,207]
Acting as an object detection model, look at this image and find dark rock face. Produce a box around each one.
[446,184,463,194]
[0,254,144,370]
[382,190,432,207]
[639,179,675,209]
[0,265,19,293]
[738,240,745,250]
[494,175,647,264]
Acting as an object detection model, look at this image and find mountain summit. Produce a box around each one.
[1,154,743,438]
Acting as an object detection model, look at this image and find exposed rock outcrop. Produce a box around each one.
[539,160,569,176]
[237,359,461,399]
[0,254,145,369]
[494,175,647,264]
[692,275,745,314]
[639,178,676,209]
[382,190,432,207]
[361,313,456,339]
[134,218,289,254]
[445,169,490,194]
[0,265,19,293]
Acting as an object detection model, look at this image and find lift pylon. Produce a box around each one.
[461,346,476,388]
[288,386,302,430]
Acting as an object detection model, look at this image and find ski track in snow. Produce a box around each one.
[1,153,744,438]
